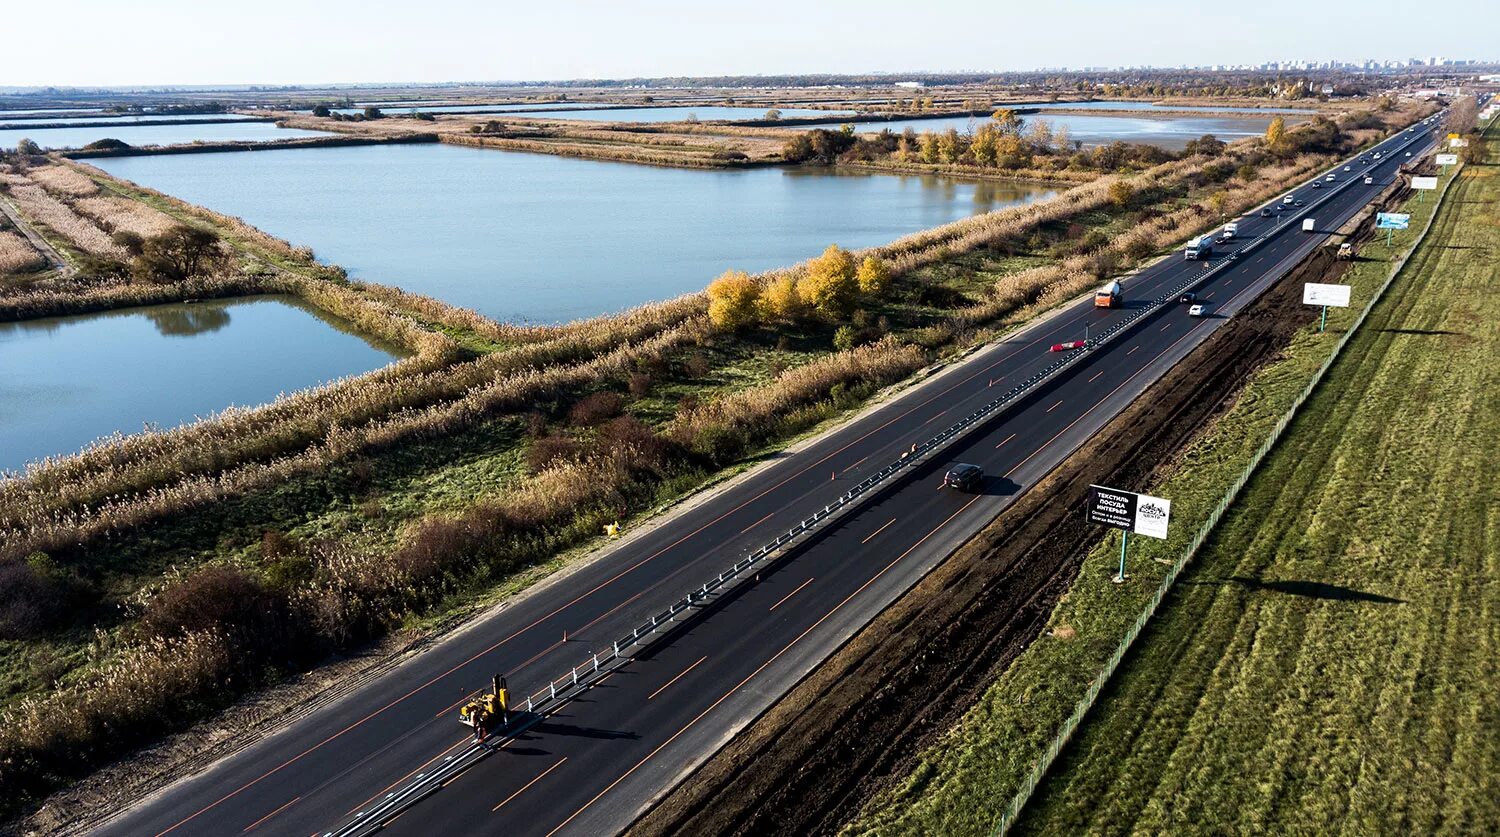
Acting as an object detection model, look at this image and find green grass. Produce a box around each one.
[846,147,1484,834]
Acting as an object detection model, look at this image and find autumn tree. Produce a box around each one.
[764,108,782,121]
[919,132,941,164]
[938,129,963,164]
[760,274,805,321]
[706,270,761,330]
[855,255,891,296]
[970,125,999,166]
[131,225,228,284]
[991,108,1022,133]
[797,245,858,320]
[1108,180,1134,208]
[1265,116,1286,152]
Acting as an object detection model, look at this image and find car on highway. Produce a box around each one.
[1295,199,1306,207]
[1275,204,1286,212]
[1405,151,1412,156]
[1260,207,1272,217]
[1050,340,1087,352]
[1312,182,1321,188]
[1188,304,1206,317]
[1364,176,1374,184]
[1344,165,1352,171]
[1282,194,1295,204]
[1178,292,1197,303]
[943,463,984,491]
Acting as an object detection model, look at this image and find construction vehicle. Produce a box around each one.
[1337,242,1355,260]
[1093,280,1121,308]
[459,675,510,743]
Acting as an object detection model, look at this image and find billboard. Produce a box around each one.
[1303,282,1352,308]
[1436,153,1459,165]
[1377,212,1411,229]
[1086,485,1172,539]
[1449,138,1469,148]
[1412,176,1439,190]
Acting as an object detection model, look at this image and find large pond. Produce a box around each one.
[843,112,1279,150]
[0,122,331,151]
[511,106,856,123]
[328,103,589,115]
[95,143,1056,323]
[0,296,401,474]
[1027,101,1317,114]
[0,114,260,127]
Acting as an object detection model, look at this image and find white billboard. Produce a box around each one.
[1449,138,1469,148]
[1436,153,1459,165]
[1133,494,1172,539]
[1412,176,1439,190]
[1304,283,1352,308]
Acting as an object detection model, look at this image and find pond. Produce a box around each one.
[843,112,1280,150]
[0,296,401,473]
[95,142,1057,323]
[0,122,332,151]
[510,106,856,122]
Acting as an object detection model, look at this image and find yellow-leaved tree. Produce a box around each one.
[797,245,858,319]
[856,255,891,296]
[1265,116,1286,152]
[760,274,805,321]
[706,269,761,330]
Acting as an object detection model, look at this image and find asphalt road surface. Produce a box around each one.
[97,116,1443,837]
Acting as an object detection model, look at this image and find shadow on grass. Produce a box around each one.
[1227,576,1405,604]
[1380,328,1463,336]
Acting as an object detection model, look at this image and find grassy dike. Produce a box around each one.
[845,135,1483,834]
[1012,126,1500,834]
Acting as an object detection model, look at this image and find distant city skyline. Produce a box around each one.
[1,0,1495,88]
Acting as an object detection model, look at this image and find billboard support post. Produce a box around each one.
[1320,305,1328,333]
[1114,530,1129,583]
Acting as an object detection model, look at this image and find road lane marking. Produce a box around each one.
[840,455,869,473]
[861,519,897,544]
[738,512,773,534]
[995,433,1017,449]
[541,497,983,837]
[241,797,300,833]
[923,408,950,424]
[1160,322,1173,332]
[1087,371,1104,383]
[1006,325,1208,480]
[1046,400,1063,413]
[492,758,568,812]
[1126,345,1139,355]
[647,656,709,700]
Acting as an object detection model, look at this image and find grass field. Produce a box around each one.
[1013,129,1500,834]
[846,126,1488,836]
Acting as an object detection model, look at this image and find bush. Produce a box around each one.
[707,269,761,330]
[130,225,228,284]
[798,244,858,320]
[833,325,861,351]
[0,555,78,640]
[568,391,624,425]
[141,566,289,652]
[760,274,806,321]
[628,372,653,397]
[856,255,891,296]
[525,433,581,473]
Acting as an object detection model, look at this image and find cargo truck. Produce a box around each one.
[1302,218,1316,232]
[1184,235,1214,260]
[1219,222,1238,241]
[1093,280,1121,308]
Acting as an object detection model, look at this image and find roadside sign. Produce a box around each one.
[1449,138,1468,148]
[1411,176,1439,191]
[1376,212,1411,229]
[1436,153,1459,165]
[1447,132,1460,139]
[1086,485,1172,539]
[1303,283,1352,307]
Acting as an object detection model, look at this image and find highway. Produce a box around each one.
[96,115,1444,837]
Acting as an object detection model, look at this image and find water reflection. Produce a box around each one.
[145,303,232,336]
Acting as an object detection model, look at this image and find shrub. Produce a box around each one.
[760,274,806,321]
[112,229,146,256]
[798,244,858,320]
[568,391,625,425]
[140,565,289,653]
[131,225,228,284]
[706,269,761,330]
[525,433,581,473]
[0,555,77,640]
[833,325,861,351]
[628,372,653,397]
[856,255,891,296]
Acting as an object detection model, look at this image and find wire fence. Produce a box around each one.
[992,148,1464,836]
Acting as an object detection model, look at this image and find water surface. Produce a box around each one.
[0,122,331,150]
[0,296,400,473]
[512,106,855,122]
[0,114,259,127]
[96,143,1055,322]
[846,112,1276,150]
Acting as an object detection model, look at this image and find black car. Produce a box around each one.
[1295,199,1306,207]
[943,463,984,491]
[1178,292,1197,304]
[1260,208,1272,217]
[1275,204,1286,212]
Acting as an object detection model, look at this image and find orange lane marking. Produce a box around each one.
[150,285,1145,836]
[242,796,299,833]
[1087,370,1104,383]
[769,577,816,611]
[1204,292,1216,300]
[861,518,897,544]
[542,497,983,837]
[346,734,472,814]
[1046,400,1063,414]
[738,512,773,534]
[1160,322,1173,332]
[1006,326,1205,480]
[1126,345,1139,355]
[841,455,870,473]
[923,408,950,424]
[647,656,709,700]
[492,758,568,813]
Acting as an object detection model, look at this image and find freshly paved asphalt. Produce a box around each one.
[95,117,1442,837]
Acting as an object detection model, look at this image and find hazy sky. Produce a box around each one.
[5,0,1494,88]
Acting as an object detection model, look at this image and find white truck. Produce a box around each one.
[1219,222,1239,241]
[1184,235,1214,260]
[1302,218,1316,233]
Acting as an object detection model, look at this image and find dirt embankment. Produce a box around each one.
[630,187,1406,837]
